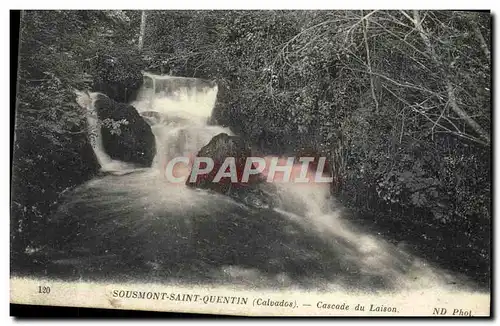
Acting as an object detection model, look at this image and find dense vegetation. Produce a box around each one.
[12,10,491,286]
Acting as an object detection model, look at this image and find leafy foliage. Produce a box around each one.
[12,10,144,254]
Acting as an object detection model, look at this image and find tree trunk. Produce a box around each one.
[362,10,379,113]
[138,11,147,51]
[470,18,490,62]
[412,10,490,145]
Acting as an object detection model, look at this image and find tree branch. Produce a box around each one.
[342,66,445,99]
[382,84,488,146]
[361,10,379,112]
[138,10,147,50]
[470,18,490,62]
[412,10,490,145]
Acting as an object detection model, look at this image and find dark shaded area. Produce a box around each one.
[13,171,417,291]
[94,94,156,167]
[11,10,148,268]
[346,208,491,290]
[92,53,143,103]
[10,128,100,265]
[10,303,223,318]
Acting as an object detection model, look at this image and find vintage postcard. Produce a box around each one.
[10,9,491,316]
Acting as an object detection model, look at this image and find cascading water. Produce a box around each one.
[53,73,470,292]
[130,72,226,170]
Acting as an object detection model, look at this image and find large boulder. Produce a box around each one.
[93,94,156,167]
[186,133,276,209]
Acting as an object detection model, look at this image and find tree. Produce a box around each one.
[138,10,147,50]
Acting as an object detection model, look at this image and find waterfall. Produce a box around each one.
[133,73,229,171]
[74,91,115,169]
[58,73,469,291]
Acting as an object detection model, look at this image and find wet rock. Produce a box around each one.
[93,94,156,167]
[186,133,276,208]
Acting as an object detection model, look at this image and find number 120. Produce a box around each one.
[38,286,51,294]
